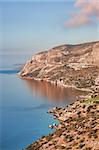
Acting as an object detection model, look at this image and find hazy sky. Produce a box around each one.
[0,0,99,54]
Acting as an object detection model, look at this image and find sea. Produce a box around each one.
[0,52,85,150]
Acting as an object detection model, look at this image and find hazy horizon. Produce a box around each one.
[0,0,99,55]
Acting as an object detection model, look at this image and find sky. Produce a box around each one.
[0,0,99,55]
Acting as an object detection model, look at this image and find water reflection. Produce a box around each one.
[23,79,87,103]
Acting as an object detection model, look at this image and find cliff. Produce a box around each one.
[19,41,99,91]
[20,41,99,150]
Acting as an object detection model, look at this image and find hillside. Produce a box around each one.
[25,97,99,150]
[20,41,99,150]
[19,41,99,92]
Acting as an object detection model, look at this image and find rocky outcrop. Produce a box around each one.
[25,97,99,150]
[19,41,99,91]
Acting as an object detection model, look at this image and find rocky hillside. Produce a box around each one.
[25,97,99,150]
[19,41,99,91]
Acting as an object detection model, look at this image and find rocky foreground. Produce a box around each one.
[25,97,99,150]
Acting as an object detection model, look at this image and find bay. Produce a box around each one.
[0,54,86,150]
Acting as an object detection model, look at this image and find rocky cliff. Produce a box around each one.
[19,41,99,91]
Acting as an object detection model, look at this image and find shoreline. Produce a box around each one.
[24,95,99,150]
[18,41,99,150]
[18,75,93,93]
[19,76,99,150]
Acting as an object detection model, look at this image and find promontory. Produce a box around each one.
[19,41,99,150]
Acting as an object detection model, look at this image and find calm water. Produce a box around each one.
[0,54,86,150]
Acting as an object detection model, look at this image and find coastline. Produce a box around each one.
[19,75,99,150]
[18,75,93,93]
[18,41,99,150]
[24,95,99,150]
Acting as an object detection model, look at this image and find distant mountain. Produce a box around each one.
[19,41,99,91]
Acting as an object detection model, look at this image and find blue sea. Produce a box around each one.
[0,53,85,150]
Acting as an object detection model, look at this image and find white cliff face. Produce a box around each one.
[91,43,99,66]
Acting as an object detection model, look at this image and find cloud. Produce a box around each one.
[65,0,99,28]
